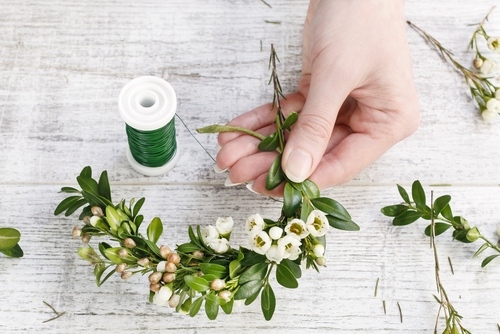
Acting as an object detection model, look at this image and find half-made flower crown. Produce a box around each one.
[54,45,359,320]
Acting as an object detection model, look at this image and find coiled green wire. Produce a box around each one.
[125,119,177,168]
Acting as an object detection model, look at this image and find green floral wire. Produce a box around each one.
[125,119,177,168]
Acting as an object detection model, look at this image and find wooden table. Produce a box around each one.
[1,1,499,333]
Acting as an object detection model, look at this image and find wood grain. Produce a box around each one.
[0,0,499,333]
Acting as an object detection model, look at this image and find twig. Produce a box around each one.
[260,0,272,8]
[383,300,386,315]
[43,301,66,323]
[448,256,455,275]
[397,302,403,323]
[374,277,380,297]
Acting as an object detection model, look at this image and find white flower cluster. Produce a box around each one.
[200,217,234,254]
[482,89,500,121]
[246,210,328,264]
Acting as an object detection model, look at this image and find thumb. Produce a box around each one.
[282,62,352,183]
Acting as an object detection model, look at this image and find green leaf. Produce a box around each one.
[276,262,298,288]
[102,247,124,264]
[283,182,302,217]
[65,198,88,217]
[77,175,99,195]
[0,243,23,258]
[189,297,204,317]
[221,298,234,314]
[473,243,490,258]
[204,293,220,320]
[311,197,351,221]
[176,242,201,253]
[282,111,298,129]
[60,187,80,194]
[440,204,453,221]
[80,166,92,178]
[481,254,500,267]
[54,195,81,215]
[266,154,285,190]
[133,197,145,218]
[452,229,473,243]
[433,195,451,216]
[0,227,21,250]
[144,239,163,258]
[77,246,103,264]
[184,275,210,292]
[392,211,421,226]
[234,279,264,300]
[95,264,116,286]
[79,205,92,221]
[258,133,279,151]
[411,180,426,209]
[105,206,121,232]
[380,204,409,217]
[239,248,267,267]
[300,199,313,222]
[147,217,163,244]
[281,259,301,278]
[98,170,112,201]
[244,287,261,305]
[229,260,242,279]
[239,262,268,285]
[261,284,276,321]
[301,180,320,199]
[199,263,228,278]
[397,184,410,203]
[326,215,360,231]
[424,223,452,236]
[81,191,112,208]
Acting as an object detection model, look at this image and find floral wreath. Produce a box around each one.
[54,46,359,320]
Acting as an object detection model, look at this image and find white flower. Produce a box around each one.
[268,226,283,240]
[265,244,285,263]
[215,216,234,237]
[306,210,329,237]
[482,108,498,121]
[246,213,265,234]
[487,36,500,53]
[249,230,272,255]
[201,225,219,244]
[156,260,167,272]
[313,244,325,257]
[495,89,500,100]
[208,237,230,253]
[479,58,497,74]
[483,98,500,121]
[152,285,173,306]
[277,235,302,261]
[284,218,309,239]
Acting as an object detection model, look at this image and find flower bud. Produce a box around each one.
[210,278,226,291]
[466,227,480,242]
[149,283,161,293]
[156,261,167,272]
[162,272,176,283]
[72,226,82,238]
[192,250,204,259]
[315,256,326,266]
[168,294,181,308]
[116,263,127,273]
[123,238,136,249]
[137,257,150,267]
[313,244,325,257]
[218,290,231,302]
[269,226,283,240]
[473,57,483,69]
[82,216,91,225]
[159,245,172,259]
[81,234,91,244]
[165,262,177,273]
[89,216,101,227]
[121,271,133,280]
[91,206,104,217]
[149,271,163,284]
[118,248,128,258]
[167,252,181,265]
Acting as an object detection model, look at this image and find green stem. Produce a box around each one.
[479,236,500,253]
[196,124,265,141]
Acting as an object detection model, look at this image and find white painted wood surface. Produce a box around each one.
[0,1,499,333]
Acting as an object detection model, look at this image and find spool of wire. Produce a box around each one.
[118,76,179,176]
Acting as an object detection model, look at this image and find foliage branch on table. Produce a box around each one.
[408,7,500,122]
[0,227,23,258]
[54,45,359,320]
[382,181,500,334]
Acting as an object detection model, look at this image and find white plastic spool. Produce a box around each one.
[118,76,179,176]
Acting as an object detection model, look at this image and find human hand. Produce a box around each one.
[216,0,419,196]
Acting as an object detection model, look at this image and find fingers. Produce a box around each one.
[281,52,354,183]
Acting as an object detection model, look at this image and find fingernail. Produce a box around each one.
[213,164,228,173]
[224,177,243,187]
[284,149,312,183]
[246,181,259,194]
